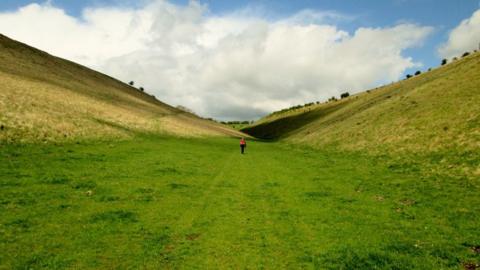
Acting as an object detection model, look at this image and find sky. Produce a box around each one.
[0,0,479,120]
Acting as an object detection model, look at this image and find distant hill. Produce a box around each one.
[0,34,245,143]
[243,51,479,158]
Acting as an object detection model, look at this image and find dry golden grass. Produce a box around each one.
[0,34,245,142]
[245,51,480,154]
[243,51,480,179]
[289,53,480,154]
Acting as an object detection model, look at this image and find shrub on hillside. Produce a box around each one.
[129,81,134,86]
[453,57,458,61]
[406,74,413,79]
[414,71,421,76]
[462,52,470,57]
[328,96,337,102]
[270,102,321,116]
[340,92,350,99]
[224,120,250,125]
[139,87,144,92]
[441,59,447,65]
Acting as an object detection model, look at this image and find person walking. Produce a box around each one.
[240,137,247,154]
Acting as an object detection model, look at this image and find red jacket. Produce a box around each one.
[240,139,246,145]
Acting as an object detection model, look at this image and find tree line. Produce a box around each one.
[405,50,477,79]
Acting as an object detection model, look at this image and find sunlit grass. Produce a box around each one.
[243,51,480,179]
[1,135,478,269]
[0,34,244,143]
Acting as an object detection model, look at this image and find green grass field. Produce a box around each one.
[1,33,479,269]
[1,136,479,269]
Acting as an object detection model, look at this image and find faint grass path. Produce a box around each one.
[169,142,335,268]
[1,136,478,269]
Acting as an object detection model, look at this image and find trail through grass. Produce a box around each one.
[1,136,479,269]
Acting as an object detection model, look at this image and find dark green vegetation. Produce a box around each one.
[1,136,479,269]
[219,121,252,130]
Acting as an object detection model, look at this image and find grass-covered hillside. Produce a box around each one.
[1,32,479,269]
[0,34,244,143]
[243,52,480,178]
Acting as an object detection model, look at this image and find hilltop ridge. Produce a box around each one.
[244,51,479,153]
[0,34,245,142]
[243,52,480,177]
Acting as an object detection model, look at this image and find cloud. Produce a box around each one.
[439,9,480,59]
[0,1,433,120]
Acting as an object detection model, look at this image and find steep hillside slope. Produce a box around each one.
[243,52,480,177]
[0,34,244,143]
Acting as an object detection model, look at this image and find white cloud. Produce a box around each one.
[439,9,480,59]
[0,1,433,120]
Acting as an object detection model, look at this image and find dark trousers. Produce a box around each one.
[240,145,246,154]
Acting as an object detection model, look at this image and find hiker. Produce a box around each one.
[240,137,247,154]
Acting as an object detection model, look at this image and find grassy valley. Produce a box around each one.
[243,52,480,180]
[0,34,244,143]
[243,52,479,154]
[2,135,479,269]
[0,33,479,269]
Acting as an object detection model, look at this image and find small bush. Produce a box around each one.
[414,71,421,76]
[340,92,350,99]
[406,74,413,79]
[139,87,144,92]
[441,59,447,65]
[462,52,470,57]
[129,81,134,86]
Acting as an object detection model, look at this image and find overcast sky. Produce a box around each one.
[1,0,479,120]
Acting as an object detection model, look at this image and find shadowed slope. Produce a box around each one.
[242,99,352,140]
[243,52,480,154]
